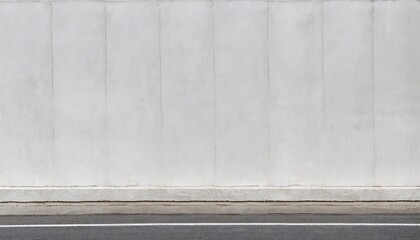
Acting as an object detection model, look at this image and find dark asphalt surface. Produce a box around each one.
[1,214,420,240]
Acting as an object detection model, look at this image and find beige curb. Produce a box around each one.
[1,202,420,215]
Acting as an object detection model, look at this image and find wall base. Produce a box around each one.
[1,187,420,202]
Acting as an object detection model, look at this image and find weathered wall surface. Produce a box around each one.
[0,0,419,201]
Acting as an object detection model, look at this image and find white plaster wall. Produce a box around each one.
[52,2,108,186]
[374,1,420,186]
[269,1,324,186]
[160,1,215,186]
[106,2,162,186]
[214,1,270,186]
[0,0,420,200]
[322,1,375,186]
[0,3,53,186]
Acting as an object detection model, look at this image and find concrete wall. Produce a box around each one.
[0,0,420,201]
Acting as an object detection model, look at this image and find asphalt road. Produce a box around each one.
[1,214,420,240]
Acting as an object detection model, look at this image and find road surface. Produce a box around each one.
[1,214,420,239]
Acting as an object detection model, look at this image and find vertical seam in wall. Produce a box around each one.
[158,1,164,184]
[372,0,377,186]
[267,0,271,186]
[104,2,109,185]
[321,1,326,124]
[320,1,326,186]
[50,2,55,177]
[212,0,217,185]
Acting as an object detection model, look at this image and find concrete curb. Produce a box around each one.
[1,202,420,215]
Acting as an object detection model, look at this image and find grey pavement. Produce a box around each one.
[1,214,420,240]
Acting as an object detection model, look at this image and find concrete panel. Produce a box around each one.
[322,1,374,186]
[53,2,107,185]
[160,1,214,185]
[1,0,420,201]
[269,2,323,186]
[374,2,420,186]
[0,3,53,186]
[106,3,161,186]
[214,1,269,185]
